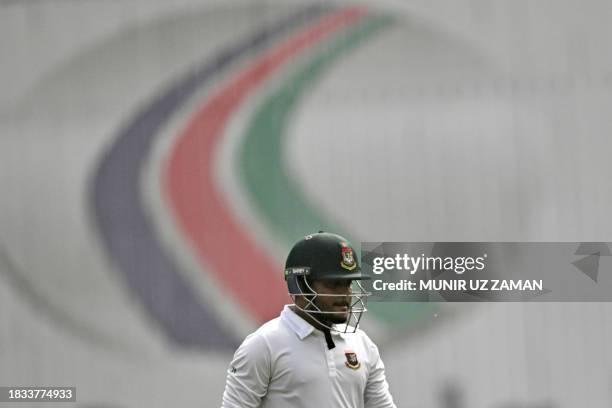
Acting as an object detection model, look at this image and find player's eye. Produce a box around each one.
[329,280,351,290]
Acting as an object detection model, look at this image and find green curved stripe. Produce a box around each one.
[239,14,435,326]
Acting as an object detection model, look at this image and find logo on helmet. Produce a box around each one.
[344,350,361,370]
[340,243,356,270]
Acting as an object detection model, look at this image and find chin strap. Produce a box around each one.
[322,328,335,350]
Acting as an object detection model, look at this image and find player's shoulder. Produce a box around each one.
[239,315,288,350]
[253,315,284,338]
[351,327,381,354]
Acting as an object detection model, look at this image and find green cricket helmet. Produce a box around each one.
[284,232,370,333]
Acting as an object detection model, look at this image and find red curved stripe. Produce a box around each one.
[165,6,367,323]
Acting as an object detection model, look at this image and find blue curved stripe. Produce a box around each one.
[89,5,328,350]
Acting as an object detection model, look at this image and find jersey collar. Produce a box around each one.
[281,305,315,340]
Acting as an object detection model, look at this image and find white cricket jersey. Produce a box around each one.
[221,305,396,408]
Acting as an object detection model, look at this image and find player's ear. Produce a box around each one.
[306,278,322,293]
[300,276,318,294]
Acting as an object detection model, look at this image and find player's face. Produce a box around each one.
[310,279,352,324]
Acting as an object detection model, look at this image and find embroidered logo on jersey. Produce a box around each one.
[340,243,356,270]
[344,350,361,370]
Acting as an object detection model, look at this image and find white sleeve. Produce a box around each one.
[363,334,396,408]
[221,332,271,408]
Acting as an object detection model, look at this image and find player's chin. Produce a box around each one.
[328,310,349,324]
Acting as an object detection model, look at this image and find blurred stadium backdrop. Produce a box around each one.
[1,0,612,407]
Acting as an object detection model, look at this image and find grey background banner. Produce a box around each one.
[362,242,612,301]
